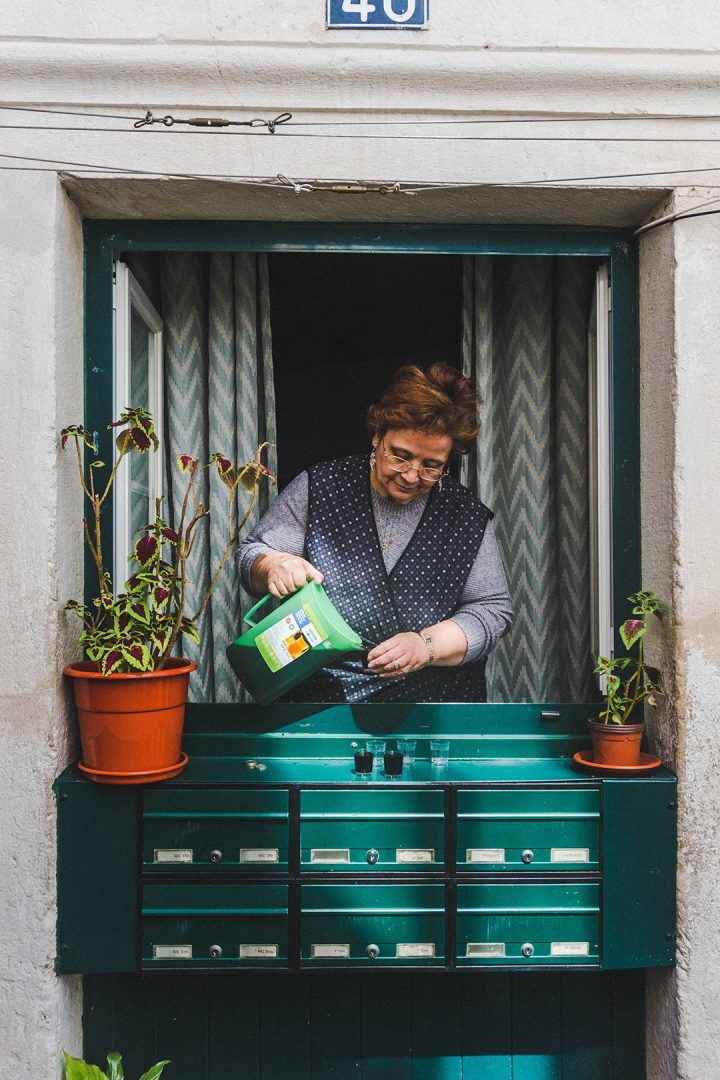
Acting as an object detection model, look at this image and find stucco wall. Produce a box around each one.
[669,210,720,1080]
[0,175,84,1075]
[1,3,719,1076]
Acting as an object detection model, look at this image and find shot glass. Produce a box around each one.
[383,748,404,778]
[365,739,386,770]
[354,749,374,775]
[430,739,450,768]
[397,738,417,766]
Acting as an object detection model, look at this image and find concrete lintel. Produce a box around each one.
[61,175,669,228]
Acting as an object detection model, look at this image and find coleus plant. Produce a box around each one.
[61,406,273,675]
[63,1049,169,1080]
[593,589,665,725]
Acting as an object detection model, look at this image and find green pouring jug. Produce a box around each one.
[226,581,364,705]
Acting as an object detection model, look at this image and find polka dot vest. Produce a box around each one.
[289,454,492,703]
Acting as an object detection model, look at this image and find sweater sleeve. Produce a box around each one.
[448,520,514,664]
[235,471,310,595]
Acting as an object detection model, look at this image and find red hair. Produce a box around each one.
[367,363,479,453]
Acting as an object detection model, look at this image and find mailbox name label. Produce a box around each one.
[466,942,505,958]
[310,848,350,863]
[551,848,590,863]
[240,944,278,959]
[153,945,193,959]
[154,848,193,863]
[312,943,350,958]
[396,848,435,863]
[467,848,505,863]
[396,942,435,958]
[551,941,589,957]
[240,848,279,863]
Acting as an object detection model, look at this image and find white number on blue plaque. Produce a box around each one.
[342,0,376,21]
[384,0,417,21]
[328,0,427,28]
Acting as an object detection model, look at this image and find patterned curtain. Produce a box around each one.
[461,256,596,702]
[157,252,277,702]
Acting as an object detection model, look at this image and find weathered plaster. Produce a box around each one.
[663,208,720,1079]
[0,174,83,1076]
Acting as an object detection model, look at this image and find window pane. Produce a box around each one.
[129,306,151,544]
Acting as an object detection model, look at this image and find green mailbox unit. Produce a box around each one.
[55,703,676,976]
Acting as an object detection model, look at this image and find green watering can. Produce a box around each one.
[226,581,364,705]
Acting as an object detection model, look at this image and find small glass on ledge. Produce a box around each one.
[397,738,417,766]
[430,739,450,768]
[383,749,404,778]
[354,749,374,775]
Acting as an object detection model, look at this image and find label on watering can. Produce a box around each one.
[256,603,329,672]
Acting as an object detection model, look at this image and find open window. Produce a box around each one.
[112,262,164,591]
[588,263,614,673]
[88,224,638,710]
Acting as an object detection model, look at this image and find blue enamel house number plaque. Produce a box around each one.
[327,0,429,29]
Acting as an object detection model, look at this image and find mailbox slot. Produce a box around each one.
[457,882,600,966]
[142,883,289,968]
[301,883,445,966]
[457,788,600,872]
[300,789,444,872]
[143,789,289,873]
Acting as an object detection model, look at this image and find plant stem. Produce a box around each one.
[192,485,259,624]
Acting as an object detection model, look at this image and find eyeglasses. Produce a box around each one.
[380,438,447,483]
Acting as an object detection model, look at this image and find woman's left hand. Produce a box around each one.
[367,632,428,678]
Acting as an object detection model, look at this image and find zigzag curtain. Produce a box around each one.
[461,256,596,703]
[158,252,277,702]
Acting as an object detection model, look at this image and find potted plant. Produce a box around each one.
[61,407,272,784]
[590,589,664,766]
[63,1049,169,1080]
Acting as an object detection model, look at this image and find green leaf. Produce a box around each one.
[101,650,124,676]
[620,618,646,650]
[181,619,200,644]
[137,1062,170,1080]
[105,1052,124,1080]
[90,460,106,469]
[121,644,152,671]
[63,1051,108,1080]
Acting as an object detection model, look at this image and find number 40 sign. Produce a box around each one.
[327,0,429,29]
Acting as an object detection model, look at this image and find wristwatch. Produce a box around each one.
[419,629,435,665]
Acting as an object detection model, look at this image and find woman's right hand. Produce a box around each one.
[252,551,324,598]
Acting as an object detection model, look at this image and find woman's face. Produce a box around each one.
[371,427,452,503]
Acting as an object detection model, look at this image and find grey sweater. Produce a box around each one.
[237,470,513,664]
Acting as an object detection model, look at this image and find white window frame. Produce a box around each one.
[588,263,614,673]
[112,261,164,591]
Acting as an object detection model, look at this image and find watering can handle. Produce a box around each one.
[243,594,274,628]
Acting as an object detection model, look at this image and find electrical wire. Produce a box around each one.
[5,150,720,192]
[634,197,720,236]
[7,122,720,143]
[0,104,140,121]
[4,103,720,127]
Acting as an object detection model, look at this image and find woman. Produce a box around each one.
[237,363,513,702]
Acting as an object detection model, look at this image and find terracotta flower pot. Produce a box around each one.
[587,718,644,767]
[64,658,197,784]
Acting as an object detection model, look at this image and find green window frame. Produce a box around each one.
[84,220,639,712]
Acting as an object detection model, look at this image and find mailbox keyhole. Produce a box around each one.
[366,848,379,865]
[521,849,534,864]
[210,850,223,863]
[209,944,223,959]
[366,943,380,959]
[521,943,534,958]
